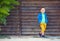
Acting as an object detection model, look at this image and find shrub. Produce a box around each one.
[0,0,19,25]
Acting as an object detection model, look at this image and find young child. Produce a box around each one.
[37,8,48,37]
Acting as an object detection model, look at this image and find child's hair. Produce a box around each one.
[39,7,46,12]
[41,7,45,9]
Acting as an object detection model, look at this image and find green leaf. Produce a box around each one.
[0,0,19,25]
[0,8,9,15]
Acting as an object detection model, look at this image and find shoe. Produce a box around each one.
[41,35,45,37]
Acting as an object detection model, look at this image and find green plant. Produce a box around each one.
[0,0,19,25]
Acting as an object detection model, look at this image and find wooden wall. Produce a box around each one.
[0,0,60,36]
[0,0,21,35]
[21,0,60,36]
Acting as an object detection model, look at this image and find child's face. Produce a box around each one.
[40,8,45,13]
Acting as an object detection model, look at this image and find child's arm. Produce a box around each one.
[45,13,48,24]
[37,13,41,24]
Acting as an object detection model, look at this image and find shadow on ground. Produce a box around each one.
[0,35,11,39]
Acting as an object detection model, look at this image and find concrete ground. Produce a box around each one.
[0,35,60,41]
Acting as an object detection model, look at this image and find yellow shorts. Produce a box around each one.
[40,23,47,33]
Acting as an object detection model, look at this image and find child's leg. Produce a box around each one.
[40,23,47,35]
[40,23,45,35]
[44,23,47,32]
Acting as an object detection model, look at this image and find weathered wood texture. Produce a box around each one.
[21,0,60,36]
[0,0,60,36]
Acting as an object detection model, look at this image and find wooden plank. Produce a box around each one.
[21,13,60,16]
[21,31,60,35]
[21,6,60,10]
[21,0,60,1]
[22,1,60,3]
[22,29,60,32]
[0,32,17,34]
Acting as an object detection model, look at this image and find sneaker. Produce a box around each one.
[41,35,45,37]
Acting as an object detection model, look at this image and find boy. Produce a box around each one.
[37,8,48,37]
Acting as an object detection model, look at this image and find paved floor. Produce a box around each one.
[0,35,60,41]
[0,38,60,41]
